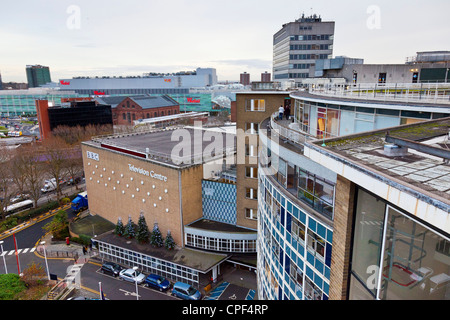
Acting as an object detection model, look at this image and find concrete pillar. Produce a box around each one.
[329,175,356,300]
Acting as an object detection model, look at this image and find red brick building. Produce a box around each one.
[96,95,180,126]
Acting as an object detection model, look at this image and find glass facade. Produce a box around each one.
[349,188,450,300]
[258,169,332,300]
[294,99,449,139]
[0,92,86,116]
[97,240,200,287]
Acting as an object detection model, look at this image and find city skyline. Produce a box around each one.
[0,0,449,83]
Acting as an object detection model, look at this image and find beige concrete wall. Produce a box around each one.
[81,144,184,245]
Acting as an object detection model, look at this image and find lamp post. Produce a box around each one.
[133,266,139,300]
[40,241,50,280]
[0,241,7,274]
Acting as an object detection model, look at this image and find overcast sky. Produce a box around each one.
[0,0,449,83]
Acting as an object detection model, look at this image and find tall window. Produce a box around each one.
[245,208,257,220]
[246,99,265,111]
[245,166,258,179]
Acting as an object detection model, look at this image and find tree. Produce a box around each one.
[114,217,125,236]
[123,216,136,239]
[21,262,47,287]
[165,230,176,250]
[0,148,15,219]
[40,137,70,200]
[150,222,164,247]
[43,210,68,237]
[136,212,150,243]
[12,145,45,209]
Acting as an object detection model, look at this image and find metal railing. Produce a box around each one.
[270,112,314,146]
[308,82,450,104]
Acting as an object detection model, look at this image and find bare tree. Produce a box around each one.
[16,145,46,208]
[40,137,70,200]
[0,148,15,219]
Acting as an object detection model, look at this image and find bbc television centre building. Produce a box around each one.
[82,125,258,289]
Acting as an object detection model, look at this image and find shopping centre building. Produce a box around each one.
[255,84,450,300]
[81,124,257,288]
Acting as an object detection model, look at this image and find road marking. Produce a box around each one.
[2,247,37,256]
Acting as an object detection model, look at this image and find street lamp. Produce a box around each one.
[133,266,139,300]
[40,241,50,280]
[0,241,7,274]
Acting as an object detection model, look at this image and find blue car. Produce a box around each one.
[144,274,171,292]
[171,282,202,300]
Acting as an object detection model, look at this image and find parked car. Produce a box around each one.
[100,262,123,277]
[119,268,146,284]
[171,282,202,300]
[144,274,171,291]
[10,193,30,204]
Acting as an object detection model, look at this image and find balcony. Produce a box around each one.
[307,82,450,105]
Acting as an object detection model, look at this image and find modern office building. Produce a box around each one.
[81,125,258,291]
[273,14,335,83]
[26,65,52,88]
[35,99,113,140]
[58,67,218,95]
[254,84,450,300]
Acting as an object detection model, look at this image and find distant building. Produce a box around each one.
[240,72,250,86]
[261,71,271,82]
[94,95,180,126]
[58,67,217,95]
[273,14,335,83]
[36,99,112,140]
[26,65,52,88]
[0,72,3,90]
[309,51,450,85]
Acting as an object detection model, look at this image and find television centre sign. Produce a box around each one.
[128,164,167,182]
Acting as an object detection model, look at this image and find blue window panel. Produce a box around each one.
[306,266,314,280]
[281,206,285,226]
[292,206,299,220]
[286,212,292,232]
[286,232,291,245]
[325,243,332,268]
[297,243,305,257]
[297,258,304,271]
[317,223,326,240]
[308,218,317,232]
[326,229,333,243]
[299,210,306,224]
[315,259,324,275]
[291,238,298,251]
[287,201,293,213]
[323,282,329,296]
[280,248,284,267]
[280,195,285,207]
[285,254,290,272]
[314,274,323,290]
[307,251,315,266]
[324,266,330,280]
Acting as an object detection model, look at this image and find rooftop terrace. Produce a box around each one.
[308,117,450,209]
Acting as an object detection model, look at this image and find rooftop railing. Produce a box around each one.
[308,82,450,104]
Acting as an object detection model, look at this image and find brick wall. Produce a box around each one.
[329,174,355,300]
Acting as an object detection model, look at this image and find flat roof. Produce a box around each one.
[308,117,450,207]
[84,126,236,169]
[95,231,229,273]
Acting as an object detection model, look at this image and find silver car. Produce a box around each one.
[119,268,146,285]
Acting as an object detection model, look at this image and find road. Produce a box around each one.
[0,182,180,300]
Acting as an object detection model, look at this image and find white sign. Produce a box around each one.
[128,164,167,182]
[87,151,99,161]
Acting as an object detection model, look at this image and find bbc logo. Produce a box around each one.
[87,151,99,161]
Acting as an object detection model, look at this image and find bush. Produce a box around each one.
[60,197,71,205]
[71,234,91,246]
[0,274,27,300]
